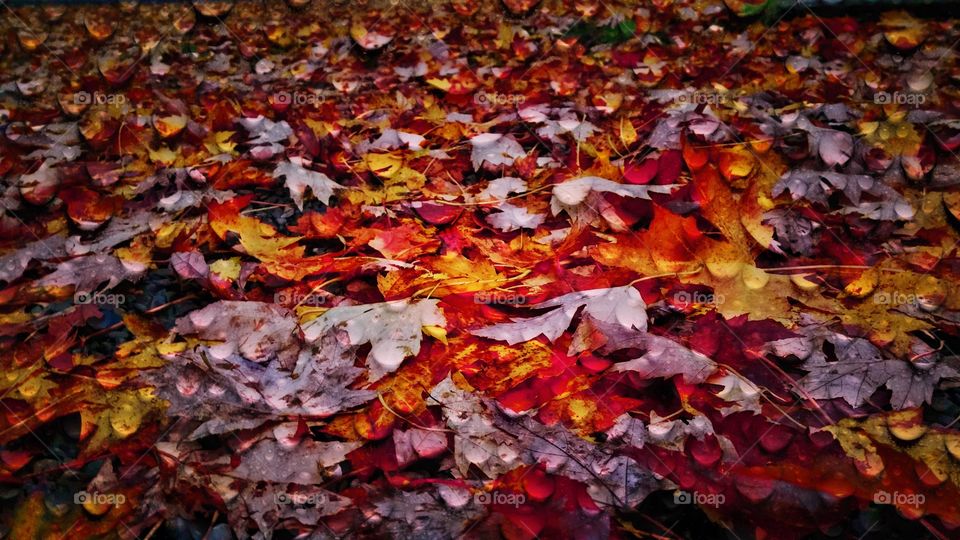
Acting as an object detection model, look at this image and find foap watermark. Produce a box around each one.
[872,291,919,307]
[473,292,528,306]
[649,89,729,106]
[275,291,328,306]
[473,91,526,109]
[74,491,126,507]
[272,91,325,107]
[673,290,724,307]
[674,490,725,508]
[74,91,126,106]
[74,290,125,306]
[474,490,526,507]
[874,91,926,106]
[674,91,727,106]
[874,490,925,507]
[275,492,328,506]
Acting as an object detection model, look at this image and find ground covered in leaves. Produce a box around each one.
[2,0,960,539]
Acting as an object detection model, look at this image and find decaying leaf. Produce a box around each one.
[303,299,446,379]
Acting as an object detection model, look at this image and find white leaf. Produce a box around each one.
[645,412,715,451]
[238,116,292,145]
[429,376,516,477]
[18,159,60,191]
[713,372,762,415]
[472,285,647,345]
[611,334,716,383]
[475,176,527,202]
[303,299,446,380]
[469,133,525,170]
[230,438,360,484]
[771,326,959,409]
[37,253,144,294]
[254,58,274,74]
[437,484,472,509]
[556,118,598,142]
[817,129,853,167]
[365,129,425,151]
[485,202,545,232]
[175,301,301,367]
[542,285,648,330]
[551,176,677,215]
[273,159,344,210]
[471,307,573,345]
[0,235,66,283]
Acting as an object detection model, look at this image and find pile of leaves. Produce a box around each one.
[2,0,960,538]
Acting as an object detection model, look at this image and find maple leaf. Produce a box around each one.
[610,334,717,384]
[350,21,394,50]
[0,235,67,283]
[486,202,546,232]
[763,209,820,256]
[469,133,526,170]
[149,331,373,438]
[237,115,292,158]
[6,2,960,538]
[429,375,519,477]
[272,158,344,210]
[584,316,759,411]
[230,436,361,484]
[364,220,440,261]
[371,489,480,539]
[66,209,161,255]
[36,253,145,295]
[430,374,662,509]
[636,412,717,452]
[497,415,662,510]
[473,176,528,202]
[773,169,915,220]
[303,299,446,380]
[816,129,854,167]
[231,483,353,539]
[175,301,301,368]
[376,251,507,299]
[17,159,61,205]
[80,389,162,456]
[768,325,960,409]
[550,176,677,217]
[363,128,426,152]
[471,285,647,345]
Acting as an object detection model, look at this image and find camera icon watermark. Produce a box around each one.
[673,490,725,508]
[74,491,126,507]
[274,291,328,306]
[874,91,926,107]
[473,292,527,306]
[74,291,125,306]
[275,492,327,506]
[673,290,724,307]
[473,91,526,109]
[474,490,526,507]
[873,490,925,507]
